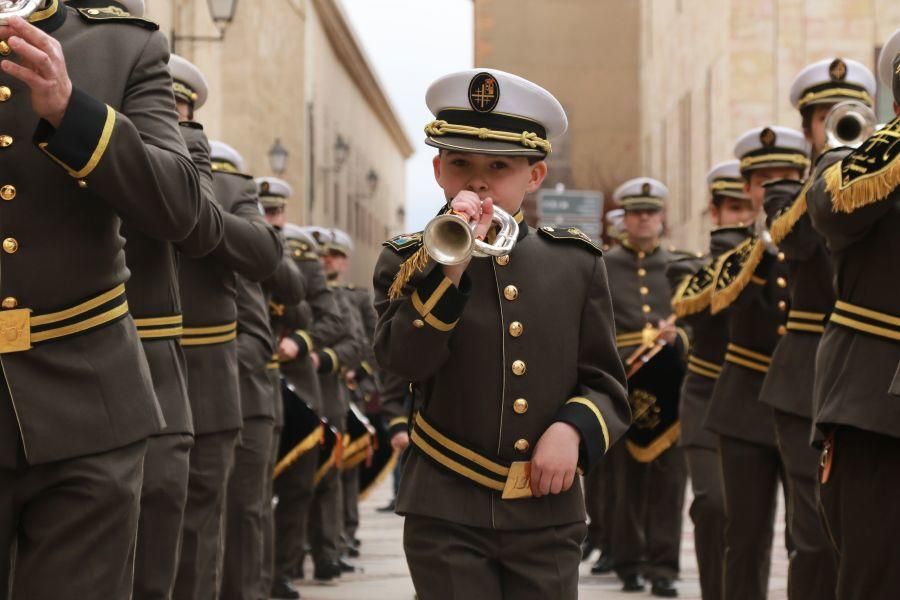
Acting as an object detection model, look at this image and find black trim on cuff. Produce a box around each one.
[413,266,471,327]
[34,87,114,178]
[555,402,607,473]
[287,332,311,358]
[316,349,335,374]
[388,418,410,438]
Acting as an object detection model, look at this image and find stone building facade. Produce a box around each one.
[147,0,413,285]
[474,0,900,250]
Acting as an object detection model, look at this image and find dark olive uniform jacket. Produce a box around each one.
[0,4,203,467]
[316,285,365,427]
[121,122,223,437]
[670,226,753,449]
[807,148,900,439]
[373,224,630,530]
[178,168,281,435]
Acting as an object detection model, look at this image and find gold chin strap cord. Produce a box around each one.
[424,120,552,154]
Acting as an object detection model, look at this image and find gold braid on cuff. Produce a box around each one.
[424,120,552,153]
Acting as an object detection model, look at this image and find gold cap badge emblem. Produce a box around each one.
[468,72,500,113]
[760,127,776,148]
[829,58,847,81]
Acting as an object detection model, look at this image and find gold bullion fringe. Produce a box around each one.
[388,246,429,300]
[769,179,812,245]
[273,424,324,479]
[711,239,765,315]
[825,157,900,214]
[625,422,681,463]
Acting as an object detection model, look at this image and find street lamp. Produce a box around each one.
[366,169,379,197]
[334,135,351,172]
[268,138,289,176]
[172,0,239,50]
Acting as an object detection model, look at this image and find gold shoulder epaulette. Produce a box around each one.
[383,232,423,254]
[671,256,720,317]
[538,226,604,255]
[710,237,766,314]
[384,233,427,300]
[825,114,900,213]
[286,239,319,261]
[75,6,159,30]
[769,177,813,245]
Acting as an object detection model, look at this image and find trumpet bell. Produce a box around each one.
[422,213,474,266]
[825,100,877,149]
[0,0,40,23]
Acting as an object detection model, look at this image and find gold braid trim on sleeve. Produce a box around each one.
[710,238,766,315]
[824,157,900,214]
[769,178,812,245]
[388,246,430,301]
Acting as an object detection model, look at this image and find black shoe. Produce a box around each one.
[580,538,597,561]
[337,558,357,573]
[271,577,301,599]
[345,546,360,558]
[376,499,397,513]
[590,554,613,575]
[621,574,645,593]
[313,562,342,582]
[651,578,678,597]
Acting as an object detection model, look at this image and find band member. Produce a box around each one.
[806,30,900,599]
[373,68,630,600]
[669,160,755,600]
[605,177,688,598]
[173,140,280,600]
[706,126,806,600]
[757,57,875,600]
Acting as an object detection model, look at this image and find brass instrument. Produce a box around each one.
[625,314,677,379]
[824,100,878,149]
[423,204,519,265]
[0,0,40,23]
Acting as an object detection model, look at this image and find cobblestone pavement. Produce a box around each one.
[286,479,789,600]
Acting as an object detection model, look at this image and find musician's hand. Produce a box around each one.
[443,193,493,286]
[530,422,580,498]
[278,337,299,361]
[310,352,321,371]
[658,319,677,345]
[0,17,72,128]
[345,370,357,387]
[391,431,409,452]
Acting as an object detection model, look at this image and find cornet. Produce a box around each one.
[824,100,878,149]
[423,205,519,265]
[0,0,40,23]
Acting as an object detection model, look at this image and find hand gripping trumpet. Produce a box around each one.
[422,204,519,266]
[0,0,40,23]
[625,314,677,379]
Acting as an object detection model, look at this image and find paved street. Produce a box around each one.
[286,478,789,600]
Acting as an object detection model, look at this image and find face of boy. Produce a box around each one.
[805,104,832,157]
[710,196,755,227]
[743,166,804,213]
[432,151,548,215]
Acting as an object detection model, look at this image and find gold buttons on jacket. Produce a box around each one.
[777,325,787,336]
[0,42,10,56]
[1,297,17,309]
[511,360,527,376]
[495,255,510,266]
[77,180,88,189]
[509,321,523,337]
[637,251,646,259]
[777,300,787,311]
[776,277,787,288]
[413,319,424,328]
[637,268,647,277]
[514,439,530,453]
[0,185,15,201]
[0,87,9,102]
[777,252,786,263]
[3,238,17,254]
[640,286,649,295]
[504,285,519,301]
[642,305,651,314]
[0,135,12,148]
[513,399,528,414]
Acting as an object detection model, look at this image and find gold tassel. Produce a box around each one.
[825,157,900,214]
[711,239,765,315]
[672,286,714,318]
[388,246,429,300]
[769,180,811,245]
[359,451,399,502]
[273,424,323,479]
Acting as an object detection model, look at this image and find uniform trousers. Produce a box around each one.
[1,439,147,600]
[309,464,343,568]
[611,443,686,580]
[134,433,193,600]
[584,456,614,556]
[221,417,275,600]
[819,426,900,600]
[403,514,586,600]
[719,434,789,600]
[173,429,239,600]
[258,426,280,597]
[342,464,361,545]
[274,447,319,580]
[772,409,836,600]
[684,446,725,600]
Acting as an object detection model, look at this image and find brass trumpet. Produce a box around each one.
[0,0,40,23]
[824,100,878,149]
[423,205,519,265]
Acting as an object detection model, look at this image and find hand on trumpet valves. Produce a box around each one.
[443,191,494,286]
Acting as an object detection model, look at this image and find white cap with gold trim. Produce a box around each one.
[209,140,246,173]
[706,160,746,199]
[168,54,208,110]
[612,177,668,212]
[789,57,876,110]
[733,126,809,175]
